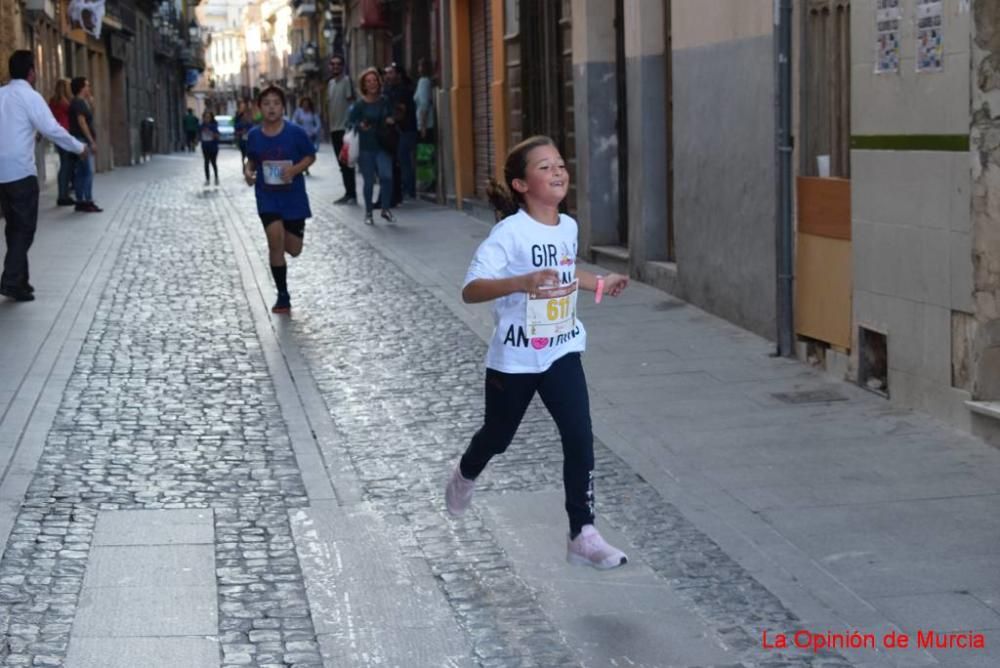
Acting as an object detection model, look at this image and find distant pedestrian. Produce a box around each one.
[326,55,357,204]
[182,108,199,152]
[243,86,316,314]
[446,135,631,570]
[48,78,76,206]
[200,110,220,186]
[291,97,321,176]
[234,100,254,167]
[414,58,436,145]
[0,51,88,302]
[68,76,102,213]
[347,67,395,224]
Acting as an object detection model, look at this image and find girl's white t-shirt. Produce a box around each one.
[464,209,587,373]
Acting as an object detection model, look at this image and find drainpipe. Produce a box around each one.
[775,0,795,357]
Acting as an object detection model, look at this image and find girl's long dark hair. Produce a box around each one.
[486,135,557,221]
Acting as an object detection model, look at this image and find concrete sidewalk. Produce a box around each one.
[300,156,1000,668]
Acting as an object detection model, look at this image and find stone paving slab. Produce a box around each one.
[481,490,735,668]
[92,508,214,546]
[73,585,218,636]
[290,503,473,668]
[65,636,219,668]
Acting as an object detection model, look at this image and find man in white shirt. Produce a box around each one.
[0,50,87,302]
[325,55,356,204]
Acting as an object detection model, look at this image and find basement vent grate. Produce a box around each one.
[771,389,848,404]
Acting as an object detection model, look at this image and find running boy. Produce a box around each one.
[446,135,631,570]
[244,86,316,314]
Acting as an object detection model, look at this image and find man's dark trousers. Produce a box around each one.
[0,176,40,292]
[331,130,357,199]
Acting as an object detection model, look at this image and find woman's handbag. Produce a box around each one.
[376,120,399,154]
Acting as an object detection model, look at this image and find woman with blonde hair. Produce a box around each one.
[346,66,396,224]
[48,78,75,206]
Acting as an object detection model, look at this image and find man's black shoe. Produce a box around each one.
[334,194,356,205]
[0,286,35,302]
[75,202,103,213]
[57,198,76,206]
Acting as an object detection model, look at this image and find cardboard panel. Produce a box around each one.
[795,233,852,349]
[797,176,851,240]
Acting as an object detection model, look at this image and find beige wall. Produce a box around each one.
[850,0,974,429]
[672,0,773,51]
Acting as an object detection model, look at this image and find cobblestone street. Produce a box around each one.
[1,151,999,668]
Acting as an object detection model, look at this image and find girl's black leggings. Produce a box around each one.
[460,352,595,535]
[202,147,219,181]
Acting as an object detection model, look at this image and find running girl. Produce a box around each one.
[243,86,316,314]
[200,110,220,186]
[446,135,631,570]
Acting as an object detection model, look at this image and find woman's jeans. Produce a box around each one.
[56,147,74,200]
[73,153,94,203]
[357,149,393,213]
[202,146,219,181]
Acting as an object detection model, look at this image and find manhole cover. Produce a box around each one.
[771,389,848,404]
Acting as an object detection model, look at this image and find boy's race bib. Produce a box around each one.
[262,160,293,186]
[526,280,578,338]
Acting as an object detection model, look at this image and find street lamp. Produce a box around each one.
[304,42,316,61]
[322,22,334,43]
[188,19,199,43]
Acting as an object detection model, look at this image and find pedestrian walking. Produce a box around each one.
[243,86,316,314]
[47,78,76,206]
[446,135,631,570]
[68,76,102,213]
[326,54,357,204]
[291,97,321,176]
[200,110,220,186]
[235,100,254,168]
[384,62,417,203]
[0,51,88,302]
[413,58,437,193]
[182,108,199,152]
[347,67,395,225]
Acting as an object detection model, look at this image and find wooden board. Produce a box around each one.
[797,176,851,240]
[795,233,852,349]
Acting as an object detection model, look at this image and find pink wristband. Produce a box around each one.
[595,276,605,304]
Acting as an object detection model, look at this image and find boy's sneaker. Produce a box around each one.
[445,464,475,516]
[567,525,628,570]
[271,292,291,314]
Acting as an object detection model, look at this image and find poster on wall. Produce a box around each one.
[916,0,944,72]
[67,0,106,39]
[875,0,902,74]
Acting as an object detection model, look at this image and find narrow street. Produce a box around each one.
[0,148,998,668]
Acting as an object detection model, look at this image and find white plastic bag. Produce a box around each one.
[341,129,360,168]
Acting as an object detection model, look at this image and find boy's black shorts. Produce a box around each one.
[259,213,305,238]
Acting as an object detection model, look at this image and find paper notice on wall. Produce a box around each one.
[875,0,902,74]
[916,0,944,72]
[959,0,970,13]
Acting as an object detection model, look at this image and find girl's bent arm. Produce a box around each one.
[462,277,525,304]
[462,269,559,304]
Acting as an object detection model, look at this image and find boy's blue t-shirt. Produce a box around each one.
[199,121,219,150]
[246,122,316,220]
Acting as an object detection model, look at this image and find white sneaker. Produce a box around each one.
[445,464,475,516]
[567,525,628,569]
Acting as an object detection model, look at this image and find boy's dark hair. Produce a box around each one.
[256,85,286,108]
[70,77,88,96]
[8,50,34,80]
[487,135,558,220]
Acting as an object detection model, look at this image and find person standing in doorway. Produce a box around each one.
[243,86,316,314]
[182,108,199,152]
[347,67,395,225]
[0,51,88,302]
[200,110,220,186]
[446,135,631,570]
[384,62,417,203]
[48,78,76,206]
[326,55,356,204]
[68,76,102,213]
